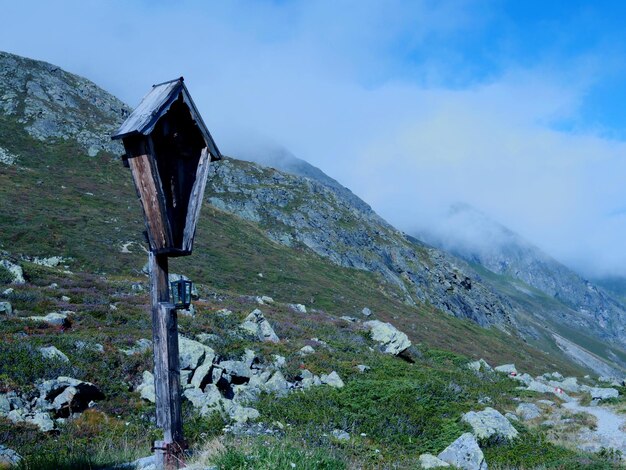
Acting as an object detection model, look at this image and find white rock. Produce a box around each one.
[137,371,155,403]
[321,371,345,388]
[438,433,487,470]
[39,346,69,363]
[0,301,12,315]
[364,320,411,355]
[516,403,541,421]
[494,364,517,374]
[467,359,492,372]
[331,429,350,441]
[190,362,212,389]
[418,453,450,468]
[0,445,21,466]
[120,338,152,356]
[582,386,619,400]
[26,311,70,327]
[462,407,519,440]
[289,303,307,313]
[356,365,371,373]
[240,309,279,343]
[361,307,372,317]
[178,336,215,370]
[0,260,24,284]
[299,345,315,356]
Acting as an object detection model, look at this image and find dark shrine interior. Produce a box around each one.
[151,95,206,248]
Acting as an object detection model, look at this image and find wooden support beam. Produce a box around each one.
[182,147,211,252]
[149,253,185,469]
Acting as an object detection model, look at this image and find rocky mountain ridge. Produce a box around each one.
[417,204,626,347]
[206,158,518,329]
[0,51,128,157]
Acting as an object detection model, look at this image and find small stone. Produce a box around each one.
[299,345,315,356]
[39,346,69,363]
[356,365,370,373]
[61,295,71,302]
[273,355,286,368]
[418,453,450,468]
[289,303,307,313]
[340,316,359,323]
[467,359,492,372]
[216,308,232,316]
[120,338,152,356]
[0,301,12,315]
[361,307,372,317]
[332,429,350,441]
[137,371,155,403]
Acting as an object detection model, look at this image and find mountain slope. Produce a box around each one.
[417,204,626,350]
[1,49,623,376]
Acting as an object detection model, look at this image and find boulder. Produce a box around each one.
[289,303,307,313]
[178,336,215,370]
[255,295,274,305]
[29,411,55,432]
[0,394,10,414]
[462,407,519,441]
[0,301,12,315]
[240,309,279,343]
[511,373,533,386]
[418,453,450,468]
[37,377,104,417]
[183,385,221,409]
[516,403,541,421]
[261,370,289,396]
[39,346,69,363]
[137,371,155,403]
[227,403,259,423]
[494,364,517,375]
[0,445,21,467]
[0,260,25,284]
[582,386,619,400]
[220,360,252,382]
[321,371,344,388]
[467,359,492,372]
[363,320,411,355]
[299,345,315,356]
[437,433,487,470]
[26,311,70,327]
[190,362,213,389]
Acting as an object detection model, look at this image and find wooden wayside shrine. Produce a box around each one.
[112,77,221,470]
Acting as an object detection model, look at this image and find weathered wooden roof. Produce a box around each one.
[111,77,221,159]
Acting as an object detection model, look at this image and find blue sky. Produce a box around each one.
[1,0,625,277]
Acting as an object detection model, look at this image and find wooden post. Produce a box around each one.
[149,253,185,469]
